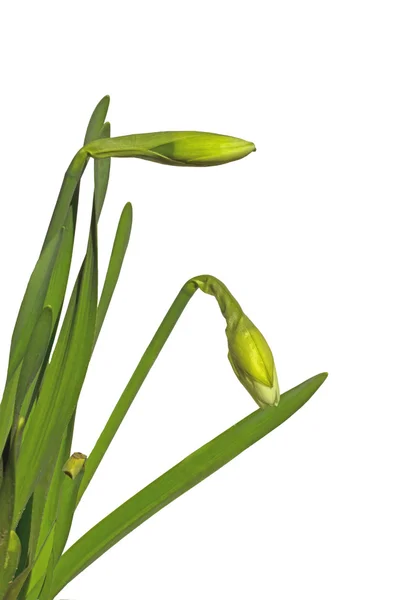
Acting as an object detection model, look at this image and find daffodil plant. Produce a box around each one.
[0,96,327,600]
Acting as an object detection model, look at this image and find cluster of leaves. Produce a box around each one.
[0,96,327,600]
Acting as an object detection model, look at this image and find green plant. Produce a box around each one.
[0,96,327,600]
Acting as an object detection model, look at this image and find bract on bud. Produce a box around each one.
[84,131,255,166]
[227,315,280,408]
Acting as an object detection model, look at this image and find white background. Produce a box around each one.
[0,1,399,599]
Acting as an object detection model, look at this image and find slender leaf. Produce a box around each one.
[0,420,25,584]
[14,495,32,577]
[0,231,63,458]
[26,416,75,595]
[26,94,110,524]
[84,96,110,146]
[95,202,132,343]
[52,373,327,595]
[0,366,22,464]
[16,98,110,597]
[7,517,57,600]
[94,122,111,219]
[7,230,63,379]
[15,202,98,522]
[43,95,110,249]
[14,307,53,419]
[51,457,86,566]
[0,531,21,598]
[78,279,195,503]
[26,98,110,542]
[34,549,54,600]
[3,565,32,600]
[42,203,76,329]
[3,566,31,600]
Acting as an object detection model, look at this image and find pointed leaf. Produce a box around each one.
[0,366,22,462]
[15,204,98,522]
[14,307,53,419]
[95,202,132,343]
[43,95,109,250]
[52,373,327,595]
[84,95,110,146]
[51,455,86,566]
[94,122,111,219]
[3,566,32,600]
[5,229,62,381]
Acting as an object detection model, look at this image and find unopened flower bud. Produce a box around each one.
[191,275,279,408]
[227,314,280,408]
[84,131,255,167]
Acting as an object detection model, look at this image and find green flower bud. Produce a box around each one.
[84,131,255,166]
[227,314,280,408]
[191,275,280,408]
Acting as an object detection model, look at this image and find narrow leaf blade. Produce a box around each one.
[94,122,111,219]
[95,202,132,342]
[84,96,110,146]
[52,373,327,595]
[14,306,53,418]
[15,205,98,520]
[4,227,62,381]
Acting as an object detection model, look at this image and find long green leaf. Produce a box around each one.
[78,280,195,503]
[94,121,111,219]
[84,96,110,147]
[15,203,77,596]
[51,456,86,566]
[95,202,132,343]
[15,202,98,522]
[0,420,24,588]
[13,307,53,419]
[19,100,111,598]
[0,367,22,465]
[7,517,58,600]
[41,96,110,252]
[51,373,327,595]
[28,101,111,549]
[7,230,63,380]
[3,567,31,600]
[25,416,75,595]
[0,232,63,458]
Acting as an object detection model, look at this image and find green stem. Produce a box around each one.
[190,275,243,330]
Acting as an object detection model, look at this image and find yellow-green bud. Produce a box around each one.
[227,315,280,408]
[191,275,279,409]
[62,452,87,480]
[84,131,256,166]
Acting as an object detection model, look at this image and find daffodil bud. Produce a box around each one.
[191,275,280,408]
[84,131,255,166]
[227,314,280,408]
